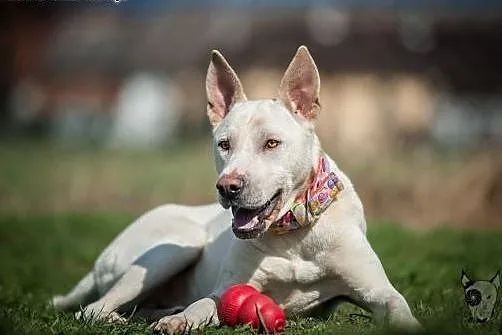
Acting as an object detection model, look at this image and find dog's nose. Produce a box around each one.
[216,175,243,200]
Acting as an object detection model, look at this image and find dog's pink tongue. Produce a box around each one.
[232,208,260,230]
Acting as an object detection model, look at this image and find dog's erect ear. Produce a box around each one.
[461,269,473,289]
[490,271,500,290]
[206,50,247,129]
[279,45,321,121]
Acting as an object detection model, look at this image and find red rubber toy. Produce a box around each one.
[217,284,286,333]
[218,284,258,327]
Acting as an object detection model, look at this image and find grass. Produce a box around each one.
[0,214,501,334]
[0,139,216,214]
[0,140,501,334]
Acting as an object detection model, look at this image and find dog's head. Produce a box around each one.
[205,46,322,239]
[461,270,500,322]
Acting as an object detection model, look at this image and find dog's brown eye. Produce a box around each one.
[264,139,280,150]
[218,140,230,151]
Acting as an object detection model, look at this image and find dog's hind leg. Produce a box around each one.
[77,243,202,322]
[50,271,98,312]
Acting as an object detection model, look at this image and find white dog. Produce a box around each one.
[51,46,422,333]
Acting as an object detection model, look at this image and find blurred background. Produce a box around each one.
[1,0,501,229]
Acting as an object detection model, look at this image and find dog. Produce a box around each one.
[51,46,422,333]
[462,270,500,322]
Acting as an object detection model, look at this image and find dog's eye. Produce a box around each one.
[218,140,230,151]
[264,139,280,150]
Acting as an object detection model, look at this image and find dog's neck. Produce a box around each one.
[268,153,344,234]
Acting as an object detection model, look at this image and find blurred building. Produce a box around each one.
[1,1,502,152]
[1,1,502,227]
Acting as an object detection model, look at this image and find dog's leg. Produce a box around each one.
[50,271,98,311]
[151,297,218,334]
[332,226,422,332]
[77,244,202,323]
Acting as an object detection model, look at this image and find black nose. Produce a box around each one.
[216,175,243,200]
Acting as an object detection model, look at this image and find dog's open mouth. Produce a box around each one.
[231,191,281,239]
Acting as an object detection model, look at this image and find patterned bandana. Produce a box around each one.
[268,154,344,235]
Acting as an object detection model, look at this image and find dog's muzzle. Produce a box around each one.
[231,191,281,239]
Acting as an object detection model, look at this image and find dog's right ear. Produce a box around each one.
[279,46,321,122]
[206,50,247,129]
[461,269,474,289]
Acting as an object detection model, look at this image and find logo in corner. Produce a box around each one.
[461,269,500,322]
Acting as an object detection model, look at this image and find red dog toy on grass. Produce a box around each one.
[217,284,286,333]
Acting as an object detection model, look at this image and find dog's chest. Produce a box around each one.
[252,256,333,313]
[260,256,324,284]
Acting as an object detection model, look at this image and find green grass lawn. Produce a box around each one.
[0,140,500,334]
[0,214,501,335]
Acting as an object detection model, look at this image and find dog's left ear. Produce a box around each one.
[490,271,500,290]
[279,45,321,122]
[206,50,247,129]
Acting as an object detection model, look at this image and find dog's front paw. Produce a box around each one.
[151,314,187,334]
[386,296,423,332]
[151,297,218,333]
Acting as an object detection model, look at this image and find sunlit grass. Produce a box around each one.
[0,214,501,334]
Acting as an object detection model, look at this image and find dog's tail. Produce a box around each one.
[50,271,98,312]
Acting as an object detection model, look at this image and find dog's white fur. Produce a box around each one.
[51,46,422,333]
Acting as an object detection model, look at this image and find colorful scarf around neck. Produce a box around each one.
[268,154,344,234]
